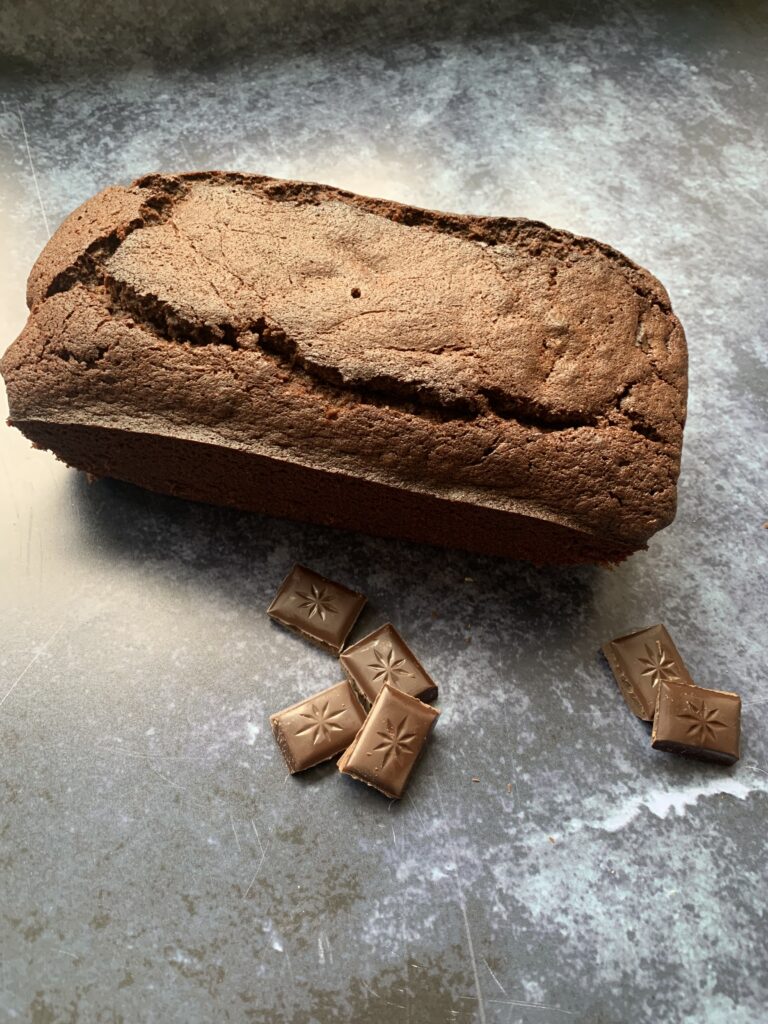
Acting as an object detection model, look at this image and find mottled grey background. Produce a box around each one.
[1,2,767,1022]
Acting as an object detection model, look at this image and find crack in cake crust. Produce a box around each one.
[30,172,684,442]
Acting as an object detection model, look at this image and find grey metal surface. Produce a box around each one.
[1,3,767,1021]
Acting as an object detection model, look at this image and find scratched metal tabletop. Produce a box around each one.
[1,2,767,1022]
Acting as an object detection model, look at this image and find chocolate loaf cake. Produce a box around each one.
[0,172,687,564]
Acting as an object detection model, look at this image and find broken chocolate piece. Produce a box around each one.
[268,564,366,653]
[339,623,438,705]
[602,624,692,720]
[270,680,367,773]
[651,680,741,765]
[338,683,439,799]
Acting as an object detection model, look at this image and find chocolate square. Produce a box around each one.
[339,623,438,705]
[602,624,692,720]
[270,680,367,773]
[338,683,439,799]
[267,564,366,653]
[652,680,741,765]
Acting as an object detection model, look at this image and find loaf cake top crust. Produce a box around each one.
[2,172,687,551]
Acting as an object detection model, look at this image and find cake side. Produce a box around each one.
[7,419,642,565]
[1,172,688,559]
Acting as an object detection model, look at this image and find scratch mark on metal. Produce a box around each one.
[481,957,507,995]
[486,997,575,1015]
[403,898,411,1024]
[316,930,333,966]
[230,814,242,854]
[0,620,66,709]
[283,945,296,983]
[251,819,264,857]
[243,841,271,898]
[17,105,51,239]
[406,791,425,826]
[148,766,188,792]
[435,779,487,1024]
[95,748,206,762]
[361,980,405,1010]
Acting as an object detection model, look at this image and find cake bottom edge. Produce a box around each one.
[12,417,642,566]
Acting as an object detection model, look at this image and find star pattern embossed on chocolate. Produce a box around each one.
[296,584,337,621]
[367,645,414,687]
[369,716,417,768]
[270,680,366,773]
[338,684,440,798]
[677,699,726,745]
[268,564,366,652]
[638,640,681,687]
[295,700,346,744]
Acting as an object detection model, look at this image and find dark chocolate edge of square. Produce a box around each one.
[267,613,343,653]
[339,665,375,709]
[338,761,403,799]
[650,737,739,766]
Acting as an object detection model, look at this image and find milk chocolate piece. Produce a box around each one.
[602,624,692,720]
[339,624,438,705]
[651,680,741,765]
[338,683,439,799]
[270,680,367,773]
[267,564,366,653]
